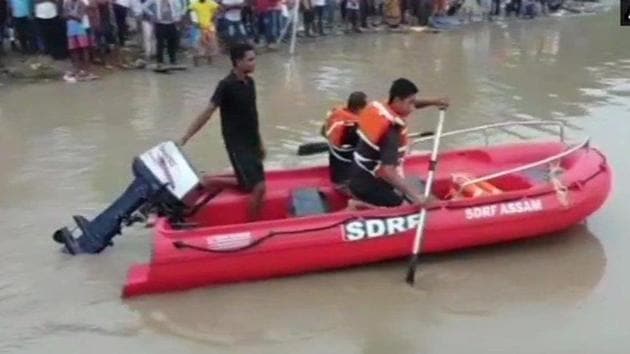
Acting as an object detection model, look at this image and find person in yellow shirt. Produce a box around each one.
[190,0,219,65]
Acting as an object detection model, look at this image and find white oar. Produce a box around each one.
[405,108,446,285]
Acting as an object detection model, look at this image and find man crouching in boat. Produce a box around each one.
[321,91,368,192]
[348,78,449,208]
[322,90,449,195]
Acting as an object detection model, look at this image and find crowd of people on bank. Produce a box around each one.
[0,0,563,80]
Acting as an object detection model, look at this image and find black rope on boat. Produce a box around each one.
[173,207,452,253]
[172,216,358,253]
[171,203,449,254]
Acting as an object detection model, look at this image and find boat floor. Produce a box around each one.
[173,142,572,229]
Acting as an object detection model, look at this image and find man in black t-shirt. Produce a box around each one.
[179,43,266,220]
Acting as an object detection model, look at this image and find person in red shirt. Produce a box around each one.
[256,0,281,49]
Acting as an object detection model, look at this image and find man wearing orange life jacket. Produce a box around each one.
[321,91,368,187]
[348,78,449,207]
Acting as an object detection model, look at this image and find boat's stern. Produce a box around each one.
[51,141,203,255]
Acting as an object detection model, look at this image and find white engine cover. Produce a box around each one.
[138,141,201,200]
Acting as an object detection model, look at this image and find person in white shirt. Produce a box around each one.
[219,0,250,47]
[34,0,67,59]
[311,0,325,35]
[131,0,155,60]
[142,0,185,70]
[345,0,360,32]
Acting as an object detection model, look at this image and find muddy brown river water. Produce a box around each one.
[1,7,628,354]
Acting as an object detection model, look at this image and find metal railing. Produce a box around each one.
[407,120,591,189]
[459,138,590,187]
[409,120,566,150]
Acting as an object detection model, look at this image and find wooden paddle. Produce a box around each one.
[297,142,329,156]
[405,109,446,285]
[297,131,435,156]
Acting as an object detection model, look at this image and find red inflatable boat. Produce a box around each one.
[123,121,612,298]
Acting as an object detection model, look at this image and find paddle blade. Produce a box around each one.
[297,142,329,156]
[405,255,419,285]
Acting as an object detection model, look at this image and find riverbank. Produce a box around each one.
[0,0,609,86]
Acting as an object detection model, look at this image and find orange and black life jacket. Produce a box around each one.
[353,101,409,176]
[323,107,360,162]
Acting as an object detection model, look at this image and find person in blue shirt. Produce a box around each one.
[9,0,37,53]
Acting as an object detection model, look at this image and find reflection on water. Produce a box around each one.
[127,227,605,347]
[0,7,628,354]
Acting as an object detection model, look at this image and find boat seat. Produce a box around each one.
[290,188,330,217]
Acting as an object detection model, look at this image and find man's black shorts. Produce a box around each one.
[227,147,265,192]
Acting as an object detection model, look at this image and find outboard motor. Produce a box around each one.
[52,141,202,255]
